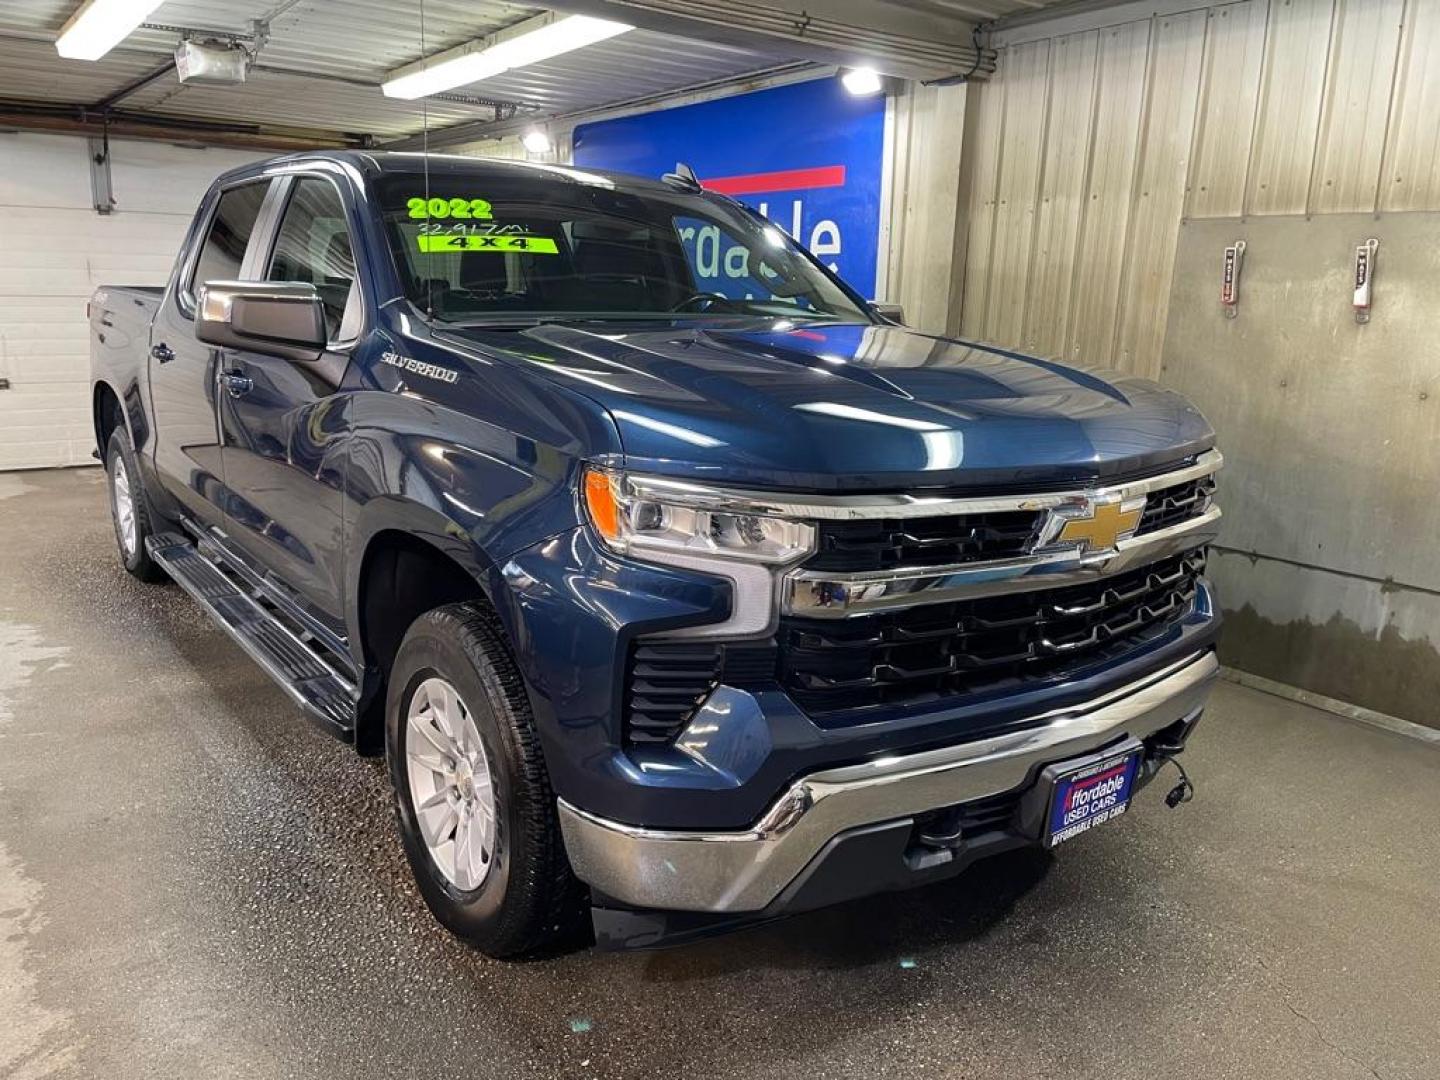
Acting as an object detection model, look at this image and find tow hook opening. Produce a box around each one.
[909,790,1024,868]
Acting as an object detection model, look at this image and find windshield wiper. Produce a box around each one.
[443,311,846,331]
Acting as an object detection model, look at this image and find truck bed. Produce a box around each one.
[90,285,163,389]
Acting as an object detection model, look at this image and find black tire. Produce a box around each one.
[385,603,584,957]
[105,426,165,582]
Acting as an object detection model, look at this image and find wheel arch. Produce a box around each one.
[348,513,501,755]
[93,380,126,459]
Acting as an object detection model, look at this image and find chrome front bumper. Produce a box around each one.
[559,649,1219,914]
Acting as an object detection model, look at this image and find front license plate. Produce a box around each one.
[1046,750,1140,848]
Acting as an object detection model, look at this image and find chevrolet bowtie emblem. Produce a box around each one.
[1044,498,1144,553]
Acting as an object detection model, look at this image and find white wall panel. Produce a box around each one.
[985,40,1051,345]
[1187,1,1268,218]
[1114,9,1209,373]
[882,81,970,334]
[1380,0,1440,210]
[1064,19,1151,367]
[958,69,1006,339]
[0,133,262,471]
[957,0,1440,376]
[1308,0,1405,213]
[1246,0,1335,214]
[1022,30,1100,356]
[947,0,1440,721]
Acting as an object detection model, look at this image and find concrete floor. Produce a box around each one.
[1,467,1436,1080]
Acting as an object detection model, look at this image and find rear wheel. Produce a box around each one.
[105,426,165,582]
[385,603,583,957]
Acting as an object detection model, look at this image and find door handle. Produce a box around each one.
[150,343,175,364]
[219,370,254,398]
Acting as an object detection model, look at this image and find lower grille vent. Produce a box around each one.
[623,641,782,746]
[625,643,722,745]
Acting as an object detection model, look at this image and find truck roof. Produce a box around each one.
[213,149,685,197]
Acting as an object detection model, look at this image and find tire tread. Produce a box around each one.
[106,427,165,583]
[396,602,585,957]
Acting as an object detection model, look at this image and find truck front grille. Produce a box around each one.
[809,510,1039,571]
[808,465,1214,574]
[776,549,1206,716]
[1137,474,1216,535]
[621,462,1217,743]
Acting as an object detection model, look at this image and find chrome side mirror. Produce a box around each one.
[870,301,906,325]
[196,280,326,363]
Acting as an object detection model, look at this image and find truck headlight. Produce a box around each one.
[583,467,815,566]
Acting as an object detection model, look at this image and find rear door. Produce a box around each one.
[215,172,361,637]
[148,178,273,527]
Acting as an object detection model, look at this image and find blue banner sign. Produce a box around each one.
[573,77,885,298]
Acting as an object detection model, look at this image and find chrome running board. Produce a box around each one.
[146,532,357,736]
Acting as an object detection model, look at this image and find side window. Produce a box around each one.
[190,182,269,297]
[266,177,358,340]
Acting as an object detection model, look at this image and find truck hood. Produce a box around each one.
[442,321,1214,492]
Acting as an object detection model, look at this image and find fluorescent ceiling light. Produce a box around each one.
[841,67,884,96]
[521,129,552,155]
[55,0,163,61]
[383,13,632,100]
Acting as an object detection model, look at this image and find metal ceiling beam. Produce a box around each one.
[89,60,175,112]
[0,100,362,150]
[0,25,537,144]
[539,0,994,82]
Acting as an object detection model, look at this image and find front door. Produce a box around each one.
[215,173,360,638]
[148,179,271,527]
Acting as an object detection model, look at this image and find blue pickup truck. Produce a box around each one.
[89,151,1221,955]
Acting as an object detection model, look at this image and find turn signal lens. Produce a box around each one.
[583,468,622,542]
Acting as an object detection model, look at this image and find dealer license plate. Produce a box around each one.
[1045,750,1140,848]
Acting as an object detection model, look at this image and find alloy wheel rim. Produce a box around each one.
[112,456,137,558]
[405,676,497,891]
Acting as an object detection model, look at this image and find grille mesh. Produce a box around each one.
[1137,475,1215,535]
[777,549,1206,715]
[809,510,1039,572]
[808,467,1215,574]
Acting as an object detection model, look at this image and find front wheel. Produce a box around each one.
[385,604,583,957]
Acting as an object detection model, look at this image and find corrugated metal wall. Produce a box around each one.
[881,80,971,330]
[959,0,1440,376]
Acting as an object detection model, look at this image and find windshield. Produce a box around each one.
[376,171,871,325]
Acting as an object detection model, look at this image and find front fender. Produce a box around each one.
[338,386,617,663]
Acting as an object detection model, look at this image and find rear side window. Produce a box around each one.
[266,176,357,340]
[191,182,269,295]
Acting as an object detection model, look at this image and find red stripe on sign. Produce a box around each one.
[702,164,847,196]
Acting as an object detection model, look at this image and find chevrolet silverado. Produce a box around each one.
[89,151,1222,955]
